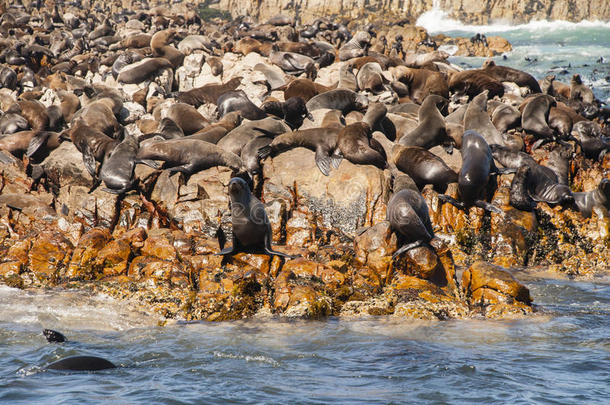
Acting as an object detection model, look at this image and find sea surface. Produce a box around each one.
[1,11,610,405]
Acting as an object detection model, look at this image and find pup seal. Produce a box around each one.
[217,177,297,259]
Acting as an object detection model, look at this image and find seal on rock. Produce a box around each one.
[217,177,297,259]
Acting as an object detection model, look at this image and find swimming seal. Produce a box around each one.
[217,177,297,259]
[47,356,116,371]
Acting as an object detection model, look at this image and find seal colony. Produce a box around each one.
[0,1,608,321]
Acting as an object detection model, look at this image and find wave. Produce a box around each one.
[416,7,610,35]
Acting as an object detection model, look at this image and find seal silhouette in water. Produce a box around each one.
[42,329,116,371]
[217,177,298,259]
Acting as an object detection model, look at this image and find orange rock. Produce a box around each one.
[353,221,397,277]
[66,228,111,280]
[462,261,532,305]
[28,230,74,280]
[141,228,177,261]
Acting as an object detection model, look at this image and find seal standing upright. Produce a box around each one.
[217,177,297,259]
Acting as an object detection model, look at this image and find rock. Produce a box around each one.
[65,228,111,280]
[462,261,532,309]
[57,186,119,230]
[354,221,397,277]
[141,228,177,261]
[41,142,93,188]
[263,148,390,236]
[28,230,74,281]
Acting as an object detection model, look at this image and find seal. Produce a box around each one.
[398,95,453,152]
[261,96,311,129]
[269,46,316,76]
[98,134,148,194]
[0,66,17,90]
[117,57,173,85]
[570,120,610,160]
[176,77,242,107]
[540,74,570,99]
[448,70,504,100]
[217,90,267,121]
[164,103,209,135]
[306,88,369,114]
[387,187,435,258]
[509,165,536,211]
[280,78,333,102]
[187,112,242,144]
[336,103,388,170]
[258,126,343,176]
[438,130,508,213]
[15,100,49,131]
[136,138,244,175]
[391,65,449,104]
[43,329,66,343]
[573,179,610,218]
[71,99,121,138]
[217,177,297,259]
[520,94,556,147]
[0,112,29,134]
[356,62,386,94]
[463,91,506,146]
[150,29,184,68]
[569,74,595,104]
[489,101,521,134]
[0,130,60,160]
[481,60,541,93]
[46,356,117,371]
[63,120,120,178]
[338,31,370,61]
[391,145,458,193]
[217,117,290,156]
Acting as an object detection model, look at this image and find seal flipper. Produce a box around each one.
[26,131,50,158]
[81,143,97,178]
[314,147,332,176]
[257,145,272,160]
[167,163,197,175]
[474,200,504,214]
[392,240,425,259]
[43,329,66,343]
[438,194,466,210]
[136,159,160,169]
[263,226,299,259]
[491,167,517,175]
[330,152,342,169]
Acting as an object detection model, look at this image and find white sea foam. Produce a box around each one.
[416,6,610,34]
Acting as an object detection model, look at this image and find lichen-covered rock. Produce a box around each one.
[354,221,397,276]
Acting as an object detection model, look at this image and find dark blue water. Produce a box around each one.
[0,275,608,404]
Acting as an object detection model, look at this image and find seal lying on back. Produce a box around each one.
[217,177,297,259]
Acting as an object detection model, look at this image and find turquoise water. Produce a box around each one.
[0,275,608,404]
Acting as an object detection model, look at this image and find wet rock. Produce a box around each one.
[462,261,532,315]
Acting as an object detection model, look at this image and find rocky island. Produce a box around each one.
[0,0,608,324]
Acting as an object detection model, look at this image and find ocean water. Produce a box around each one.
[0,275,608,404]
[2,11,610,405]
[417,8,610,104]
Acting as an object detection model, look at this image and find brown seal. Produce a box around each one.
[176,77,242,107]
[163,103,209,135]
[136,138,244,175]
[15,100,49,131]
[387,187,435,258]
[281,78,333,102]
[398,95,453,152]
[392,66,449,104]
[117,58,173,84]
[448,70,504,100]
[392,144,458,193]
[150,29,184,68]
[463,91,507,146]
[569,74,595,104]
[520,94,556,143]
[356,62,386,94]
[482,60,541,93]
[206,56,223,76]
[337,103,387,170]
[187,112,242,144]
[216,177,297,259]
[540,75,570,99]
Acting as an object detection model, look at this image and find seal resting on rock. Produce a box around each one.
[217,177,298,259]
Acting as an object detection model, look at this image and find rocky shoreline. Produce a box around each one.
[0,3,608,323]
